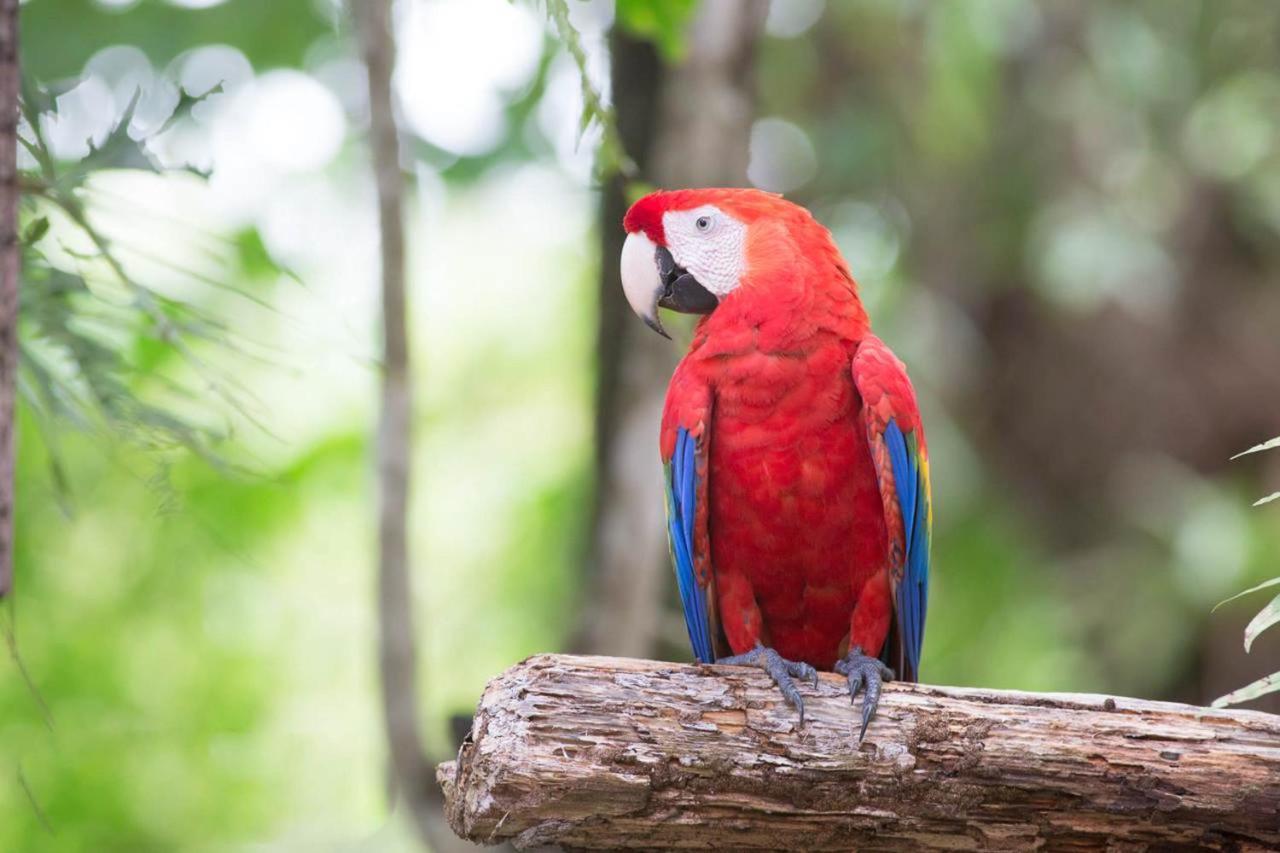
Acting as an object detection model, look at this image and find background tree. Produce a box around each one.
[580,0,769,659]
[350,0,443,846]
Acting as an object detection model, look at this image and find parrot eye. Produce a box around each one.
[695,215,712,232]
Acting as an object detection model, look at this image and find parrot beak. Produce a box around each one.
[621,230,670,338]
[620,231,719,340]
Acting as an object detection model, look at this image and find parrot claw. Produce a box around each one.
[717,645,817,726]
[835,647,894,742]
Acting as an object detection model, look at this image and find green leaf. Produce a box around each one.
[1244,593,1280,653]
[624,180,656,205]
[20,77,77,119]
[541,0,636,180]
[1231,436,1280,459]
[61,89,160,188]
[1212,670,1280,708]
[615,0,699,60]
[234,227,282,279]
[1255,492,1280,507]
[155,83,226,136]
[21,217,50,246]
[1214,576,1280,612]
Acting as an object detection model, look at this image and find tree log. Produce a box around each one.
[436,654,1280,851]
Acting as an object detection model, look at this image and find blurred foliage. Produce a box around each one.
[20,80,242,481]
[1236,437,1280,508]
[614,0,697,60]
[1214,436,1280,707]
[8,1,339,848]
[21,0,332,82]
[541,0,634,179]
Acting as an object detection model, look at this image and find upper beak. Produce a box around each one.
[620,231,719,340]
[620,231,670,338]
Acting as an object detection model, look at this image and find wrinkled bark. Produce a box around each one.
[0,0,18,597]
[352,0,437,846]
[439,654,1280,851]
[581,0,769,659]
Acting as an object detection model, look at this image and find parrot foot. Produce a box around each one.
[717,645,819,726]
[835,647,895,742]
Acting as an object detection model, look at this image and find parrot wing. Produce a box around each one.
[660,376,719,664]
[852,336,932,682]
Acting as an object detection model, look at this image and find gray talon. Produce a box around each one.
[835,646,894,742]
[718,645,816,726]
[789,660,819,689]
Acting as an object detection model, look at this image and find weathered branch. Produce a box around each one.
[438,654,1280,850]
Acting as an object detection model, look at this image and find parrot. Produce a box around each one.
[619,188,931,739]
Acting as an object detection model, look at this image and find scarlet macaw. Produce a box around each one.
[620,189,931,738]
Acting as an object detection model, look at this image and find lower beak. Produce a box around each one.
[620,232,719,339]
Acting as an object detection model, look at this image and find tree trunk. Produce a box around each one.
[0,0,19,597]
[352,0,437,845]
[579,30,669,659]
[580,0,769,659]
[438,654,1280,851]
[650,0,769,189]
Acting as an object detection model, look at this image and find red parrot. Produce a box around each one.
[620,188,931,738]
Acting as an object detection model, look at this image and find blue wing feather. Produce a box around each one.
[667,427,714,663]
[885,419,928,677]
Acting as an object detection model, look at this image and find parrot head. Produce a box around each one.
[620,188,858,339]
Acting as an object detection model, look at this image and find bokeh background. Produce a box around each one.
[8,0,1280,848]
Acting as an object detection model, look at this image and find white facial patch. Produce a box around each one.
[662,205,747,298]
